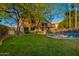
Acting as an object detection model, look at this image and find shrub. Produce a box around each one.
[0,24,9,38]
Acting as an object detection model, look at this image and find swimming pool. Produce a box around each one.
[63,33,79,38]
[48,33,79,39]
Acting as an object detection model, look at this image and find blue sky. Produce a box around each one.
[0,18,17,27]
[0,3,79,27]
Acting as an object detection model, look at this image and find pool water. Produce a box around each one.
[63,33,79,38]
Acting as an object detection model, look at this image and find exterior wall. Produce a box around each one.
[21,20,31,33]
[48,23,59,32]
[21,20,59,34]
[8,29,16,35]
[22,20,31,28]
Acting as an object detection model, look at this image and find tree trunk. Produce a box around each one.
[75,4,77,29]
[16,15,21,35]
[69,3,72,28]
[16,20,20,35]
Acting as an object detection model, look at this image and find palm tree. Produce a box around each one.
[75,3,78,29]
[69,3,72,28]
[69,3,78,29]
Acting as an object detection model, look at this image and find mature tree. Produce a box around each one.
[0,3,49,35]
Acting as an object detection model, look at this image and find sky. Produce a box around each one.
[0,3,79,27]
[0,18,17,27]
[45,3,67,23]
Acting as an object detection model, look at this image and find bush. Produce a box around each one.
[0,24,9,38]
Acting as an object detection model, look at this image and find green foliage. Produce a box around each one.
[0,4,10,18]
[0,3,49,24]
[0,24,9,32]
[59,18,69,28]
[59,10,79,28]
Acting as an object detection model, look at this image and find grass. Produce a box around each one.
[0,34,79,56]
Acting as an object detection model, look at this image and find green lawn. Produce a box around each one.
[0,34,79,56]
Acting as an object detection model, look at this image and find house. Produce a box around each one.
[21,20,31,33]
[21,19,60,34]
